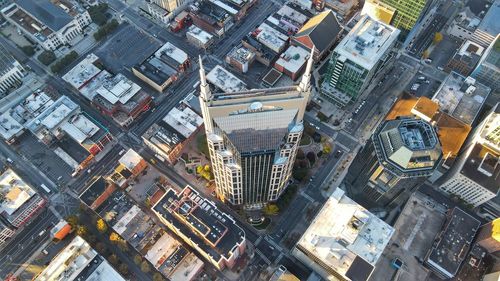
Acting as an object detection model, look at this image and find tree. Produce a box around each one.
[296,149,305,160]
[322,143,332,154]
[153,273,164,281]
[292,167,308,181]
[306,151,316,165]
[66,215,79,228]
[140,260,151,273]
[108,254,119,265]
[196,164,213,181]
[93,19,119,41]
[118,263,129,275]
[433,32,443,44]
[96,218,108,233]
[95,242,106,253]
[422,49,430,59]
[263,204,279,215]
[75,225,88,237]
[51,51,79,74]
[20,45,35,56]
[37,50,56,65]
[133,255,143,265]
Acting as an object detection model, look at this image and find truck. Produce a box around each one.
[40,184,51,194]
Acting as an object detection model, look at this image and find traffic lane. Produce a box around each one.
[279,255,312,281]
[256,239,281,263]
[270,195,309,241]
[304,115,336,136]
[0,140,57,193]
[0,209,57,278]
[71,143,124,194]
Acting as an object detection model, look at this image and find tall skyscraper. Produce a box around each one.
[346,116,442,207]
[438,103,500,207]
[151,0,184,12]
[321,15,399,107]
[198,50,313,210]
[471,35,500,93]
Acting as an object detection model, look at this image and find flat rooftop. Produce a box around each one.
[187,26,213,45]
[95,73,142,105]
[79,177,109,208]
[0,111,23,140]
[295,188,394,281]
[227,45,254,64]
[118,149,144,171]
[162,106,203,139]
[0,169,36,216]
[134,57,177,86]
[369,191,447,281]
[206,65,247,93]
[15,0,73,32]
[62,54,102,90]
[334,15,399,70]
[426,207,480,279]
[34,236,125,281]
[143,123,184,154]
[153,186,246,264]
[460,104,500,194]
[275,45,310,75]
[432,73,490,125]
[374,118,442,175]
[255,22,288,53]
[478,0,500,36]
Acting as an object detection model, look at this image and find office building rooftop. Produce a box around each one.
[206,65,247,93]
[433,73,490,125]
[118,149,143,172]
[187,26,213,45]
[460,104,500,194]
[275,45,310,75]
[374,118,442,175]
[295,188,394,281]
[162,106,203,139]
[153,186,246,264]
[477,0,500,37]
[34,236,126,281]
[335,15,399,70]
[62,54,101,90]
[0,169,36,217]
[227,45,254,65]
[426,207,480,279]
[15,0,73,32]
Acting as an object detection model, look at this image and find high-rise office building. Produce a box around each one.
[198,50,313,209]
[471,35,500,93]
[321,15,399,107]
[367,0,429,35]
[346,116,442,207]
[438,103,500,207]
[0,43,24,95]
[151,0,185,12]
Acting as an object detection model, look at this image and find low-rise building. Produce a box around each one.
[445,40,484,76]
[64,54,152,127]
[34,236,126,281]
[242,34,278,66]
[186,25,214,49]
[325,0,358,17]
[153,185,246,270]
[206,65,247,93]
[293,188,394,281]
[147,2,172,24]
[143,104,203,164]
[132,42,189,92]
[225,45,255,73]
[106,149,146,189]
[292,10,342,61]
[79,177,117,210]
[0,220,15,248]
[2,0,92,50]
[425,207,480,279]
[274,45,310,80]
[432,73,490,125]
[189,0,233,36]
[0,43,25,97]
[0,169,46,229]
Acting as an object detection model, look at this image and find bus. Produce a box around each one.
[40,184,51,194]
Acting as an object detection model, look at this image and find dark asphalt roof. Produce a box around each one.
[294,10,342,53]
[16,0,73,32]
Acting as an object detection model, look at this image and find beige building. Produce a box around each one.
[199,49,313,209]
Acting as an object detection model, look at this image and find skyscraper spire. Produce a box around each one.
[299,47,315,92]
[199,55,211,100]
